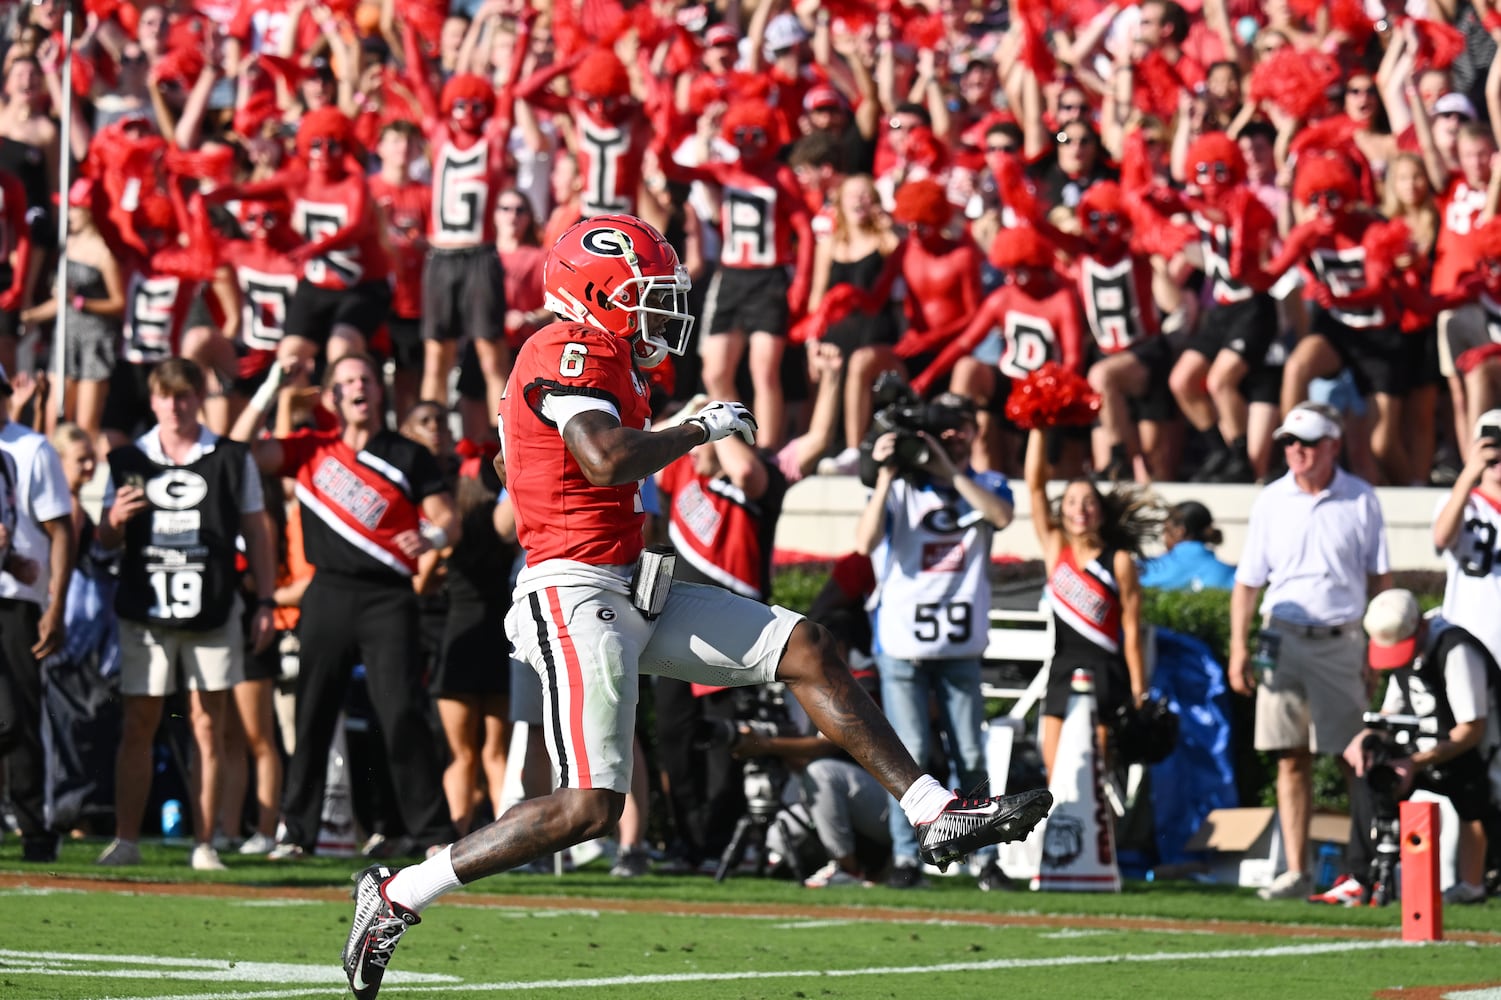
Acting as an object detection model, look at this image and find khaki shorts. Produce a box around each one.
[118,600,246,697]
[1253,621,1366,755]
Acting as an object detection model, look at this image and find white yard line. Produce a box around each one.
[13,938,1428,1000]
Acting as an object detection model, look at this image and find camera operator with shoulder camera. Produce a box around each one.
[1323,590,1501,907]
[854,388,1016,890]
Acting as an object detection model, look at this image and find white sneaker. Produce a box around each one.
[1308,874,1365,906]
[1443,881,1487,905]
[1257,870,1313,900]
[238,832,277,855]
[95,838,141,867]
[803,860,871,888]
[816,446,861,477]
[191,843,227,871]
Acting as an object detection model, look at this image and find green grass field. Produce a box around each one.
[5,840,1500,999]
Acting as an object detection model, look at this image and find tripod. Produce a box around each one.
[1362,810,1401,906]
[713,759,812,882]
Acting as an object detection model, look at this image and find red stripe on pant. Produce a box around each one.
[545,587,593,788]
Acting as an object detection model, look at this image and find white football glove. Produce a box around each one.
[686,400,758,445]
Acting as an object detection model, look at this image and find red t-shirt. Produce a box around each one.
[369,174,430,319]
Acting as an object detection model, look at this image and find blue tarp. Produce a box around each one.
[1148,627,1239,865]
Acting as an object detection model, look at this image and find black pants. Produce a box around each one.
[655,678,744,863]
[0,598,45,843]
[280,574,456,850]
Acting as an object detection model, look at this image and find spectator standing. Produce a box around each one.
[1229,401,1392,900]
[367,121,430,423]
[1140,500,1235,592]
[1433,410,1501,661]
[0,364,71,862]
[240,353,460,859]
[853,392,1016,890]
[94,359,278,871]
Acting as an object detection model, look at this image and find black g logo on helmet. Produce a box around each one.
[581,228,634,258]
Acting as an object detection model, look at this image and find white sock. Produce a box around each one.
[899,775,955,826]
[384,846,461,914]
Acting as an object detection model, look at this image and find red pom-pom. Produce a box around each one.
[1131,51,1184,123]
[1004,363,1101,430]
[1409,17,1466,71]
[1248,48,1341,121]
[892,178,951,229]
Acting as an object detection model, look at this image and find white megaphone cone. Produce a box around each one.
[1030,668,1120,892]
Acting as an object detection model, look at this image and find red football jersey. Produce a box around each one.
[571,108,650,218]
[699,160,808,269]
[221,239,298,352]
[1436,176,1487,295]
[427,124,510,248]
[122,268,196,365]
[499,322,653,566]
[369,174,430,318]
[1075,253,1159,354]
[292,172,391,290]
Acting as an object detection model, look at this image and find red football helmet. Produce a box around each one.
[543,214,694,368]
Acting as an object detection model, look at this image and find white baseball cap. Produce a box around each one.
[764,13,808,55]
[1364,589,1421,670]
[1273,403,1342,444]
[1433,92,1478,120]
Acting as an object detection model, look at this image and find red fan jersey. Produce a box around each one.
[1435,176,1487,295]
[292,172,391,290]
[499,323,653,567]
[221,239,297,373]
[659,453,785,601]
[572,110,651,218]
[1192,189,1277,305]
[694,160,808,269]
[427,123,510,248]
[369,174,430,319]
[1075,252,1159,354]
[1301,213,1389,329]
[913,280,1085,394]
[122,268,196,365]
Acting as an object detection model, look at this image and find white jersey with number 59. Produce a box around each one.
[869,475,1010,660]
[1438,490,1501,658]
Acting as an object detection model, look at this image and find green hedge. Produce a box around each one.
[776,563,1444,813]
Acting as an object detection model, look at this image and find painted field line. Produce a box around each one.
[81,938,1428,1000]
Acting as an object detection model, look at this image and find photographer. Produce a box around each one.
[1433,410,1501,660]
[727,642,893,888]
[854,391,1015,890]
[1326,590,1501,907]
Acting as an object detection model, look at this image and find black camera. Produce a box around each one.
[1359,712,1439,905]
[1480,422,1501,466]
[858,372,973,486]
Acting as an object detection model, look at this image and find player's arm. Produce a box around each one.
[562,408,717,486]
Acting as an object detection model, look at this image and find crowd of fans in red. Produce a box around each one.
[3,0,1500,487]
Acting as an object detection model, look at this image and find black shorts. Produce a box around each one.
[1403,326,1441,391]
[1043,656,1130,721]
[101,360,156,436]
[430,596,510,699]
[387,316,424,372]
[456,338,486,402]
[184,286,215,332]
[231,343,276,397]
[422,245,505,343]
[1186,294,1277,365]
[1123,336,1177,423]
[705,265,790,336]
[1310,306,1407,396]
[285,278,393,343]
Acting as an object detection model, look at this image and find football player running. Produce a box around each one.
[341,215,1053,999]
